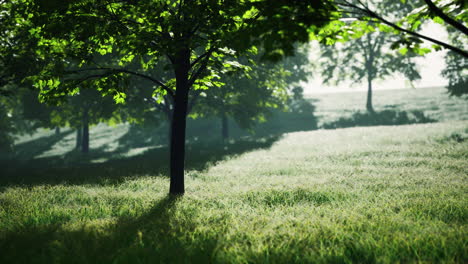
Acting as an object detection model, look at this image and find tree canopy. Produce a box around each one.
[6,0,338,194]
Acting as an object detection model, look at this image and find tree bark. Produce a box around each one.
[221,111,229,144]
[169,48,191,195]
[366,73,374,113]
[366,43,375,114]
[76,127,82,149]
[54,127,60,135]
[82,109,89,153]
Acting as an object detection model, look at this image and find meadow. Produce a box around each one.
[0,87,467,263]
[309,87,468,126]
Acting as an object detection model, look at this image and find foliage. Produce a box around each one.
[319,30,421,86]
[317,1,422,112]
[6,0,336,102]
[191,45,312,131]
[326,0,468,58]
[442,28,468,97]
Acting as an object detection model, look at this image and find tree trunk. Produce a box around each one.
[366,75,374,113]
[221,111,229,144]
[169,48,191,195]
[82,109,89,153]
[55,127,60,135]
[76,127,82,149]
[366,43,375,114]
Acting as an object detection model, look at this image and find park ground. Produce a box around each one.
[0,87,467,263]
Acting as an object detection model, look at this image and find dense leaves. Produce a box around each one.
[4,0,337,194]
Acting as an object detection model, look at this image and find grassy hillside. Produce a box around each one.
[308,87,468,126]
[1,121,467,263]
[9,86,467,162]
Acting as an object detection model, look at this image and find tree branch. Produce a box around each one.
[367,12,468,58]
[190,47,216,68]
[188,49,214,87]
[67,67,175,97]
[66,72,115,86]
[337,0,468,58]
[423,0,468,36]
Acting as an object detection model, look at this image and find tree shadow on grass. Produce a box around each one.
[0,135,281,187]
[0,195,222,263]
[116,109,318,151]
[321,110,436,129]
[9,129,75,160]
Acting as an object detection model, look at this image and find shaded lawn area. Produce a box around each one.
[0,121,467,263]
[0,134,281,186]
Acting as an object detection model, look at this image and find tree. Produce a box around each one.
[11,0,337,195]
[192,45,311,142]
[319,7,421,113]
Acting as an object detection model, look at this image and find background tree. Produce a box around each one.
[191,45,311,143]
[319,28,421,113]
[62,89,121,154]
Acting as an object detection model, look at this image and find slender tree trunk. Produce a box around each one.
[366,74,374,113]
[82,109,89,153]
[54,127,60,135]
[366,46,375,114]
[169,48,191,195]
[76,127,82,149]
[221,111,229,144]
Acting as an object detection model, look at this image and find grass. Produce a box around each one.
[1,121,467,263]
[308,87,468,127]
[1,86,467,263]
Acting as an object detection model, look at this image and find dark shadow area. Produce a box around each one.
[0,108,316,187]
[0,135,281,187]
[0,195,222,263]
[321,110,435,129]
[435,131,468,144]
[10,129,75,160]
[117,109,318,150]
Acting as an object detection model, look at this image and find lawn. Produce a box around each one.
[0,87,467,263]
[308,87,468,126]
[1,121,467,263]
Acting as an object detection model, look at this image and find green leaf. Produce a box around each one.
[399,47,408,55]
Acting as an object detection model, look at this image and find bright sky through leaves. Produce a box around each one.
[305,22,449,94]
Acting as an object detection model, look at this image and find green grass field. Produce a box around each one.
[1,87,467,263]
[308,87,468,126]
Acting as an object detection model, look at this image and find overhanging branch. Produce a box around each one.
[337,0,468,58]
[67,67,175,97]
[423,0,468,36]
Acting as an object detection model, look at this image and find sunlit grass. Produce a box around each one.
[309,87,468,126]
[1,121,467,263]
